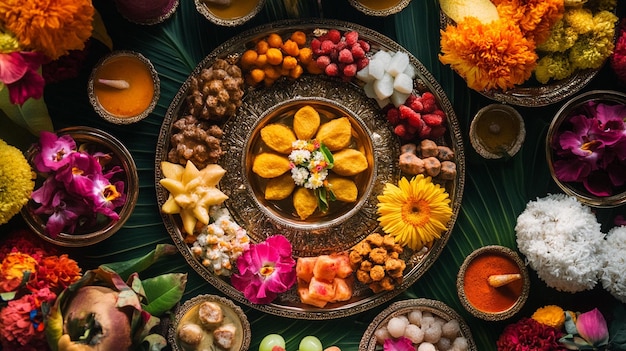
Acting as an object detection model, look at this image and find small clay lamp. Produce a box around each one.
[88,51,160,125]
[469,104,526,159]
[194,0,265,26]
[457,245,529,321]
[348,0,412,16]
[114,0,179,25]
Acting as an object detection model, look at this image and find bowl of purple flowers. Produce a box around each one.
[21,126,139,246]
[546,90,626,208]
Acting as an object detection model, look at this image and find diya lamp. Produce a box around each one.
[348,0,412,16]
[114,0,179,25]
[195,0,266,26]
[469,104,526,159]
[457,245,530,321]
[88,51,160,125]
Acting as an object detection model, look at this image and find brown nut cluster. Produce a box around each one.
[399,139,456,181]
[167,115,224,169]
[349,233,406,293]
[186,58,245,122]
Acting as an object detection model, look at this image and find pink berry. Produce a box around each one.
[343,63,358,77]
[325,63,339,76]
[345,31,359,46]
[338,48,354,63]
[327,29,342,44]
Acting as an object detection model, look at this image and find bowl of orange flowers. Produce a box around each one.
[438,0,619,107]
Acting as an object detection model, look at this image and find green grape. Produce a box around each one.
[259,334,286,351]
[298,335,323,351]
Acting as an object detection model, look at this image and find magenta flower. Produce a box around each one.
[0,51,45,105]
[576,308,609,348]
[552,101,626,196]
[32,131,76,172]
[231,235,296,304]
[383,336,414,351]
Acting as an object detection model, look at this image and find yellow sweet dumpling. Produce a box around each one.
[327,175,358,203]
[293,187,318,220]
[265,173,296,200]
[315,117,352,151]
[252,153,292,178]
[293,105,321,140]
[331,149,369,176]
[260,123,296,154]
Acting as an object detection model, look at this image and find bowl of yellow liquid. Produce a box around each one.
[348,0,412,16]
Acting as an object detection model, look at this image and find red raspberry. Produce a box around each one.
[357,39,371,52]
[418,124,432,139]
[350,43,366,59]
[386,107,400,125]
[430,125,447,139]
[338,48,354,63]
[327,29,342,44]
[398,105,413,120]
[345,31,359,46]
[394,123,408,139]
[407,111,423,128]
[316,55,331,69]
[325,63,339,76]
[321,40,335,55]
[311,38,323,55]
[343,63,358,77]
[356,57,369,71]
[422,113,444,127]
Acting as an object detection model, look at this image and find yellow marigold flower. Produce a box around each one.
[377,175,452,251]
[0,0,94,60]
[439,17,538,92]
[532,305,566,329]
[0,138,34,225]
[493,0,564,44]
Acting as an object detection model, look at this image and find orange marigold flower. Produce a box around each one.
[37,254,81,290]
[439,17,538,91]
[0,0,94,60]
[493,0,564,44]
[0,252,38,292]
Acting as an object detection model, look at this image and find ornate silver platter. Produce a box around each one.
[156,19,465,320]
[439,12,604,107]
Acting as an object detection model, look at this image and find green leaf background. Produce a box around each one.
[5,0,622,350]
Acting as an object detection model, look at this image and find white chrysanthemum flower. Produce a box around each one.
[288,149,311,165]
[291,167,309,186]
[515,193,605,293]
[600,225,626,303]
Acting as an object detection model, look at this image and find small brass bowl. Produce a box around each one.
[546,90,626,208]
[88,51,160,125]
[168,294,251,351]
[21,126,139,247]
[469,104,525,159]
[348,0,412,16]
[359,298,477,351]
[194,0,265,26]
[457,245,529,321]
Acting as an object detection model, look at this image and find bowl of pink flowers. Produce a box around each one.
[546,90,626,208]
[21,126,139,246]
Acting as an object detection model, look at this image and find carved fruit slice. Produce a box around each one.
[252,153,292,178]
[293,105,321,140]
[315,117,352,151]
[260,124,297,154]
[293,187,318,220]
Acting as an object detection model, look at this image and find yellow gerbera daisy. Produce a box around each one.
[0,0,94,60]
[377,175,452,251]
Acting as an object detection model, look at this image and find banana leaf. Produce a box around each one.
[36,0,626,350]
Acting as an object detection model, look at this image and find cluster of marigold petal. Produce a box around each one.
[439,0,563,91]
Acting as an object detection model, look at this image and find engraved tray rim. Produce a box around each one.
[155,18,466,320]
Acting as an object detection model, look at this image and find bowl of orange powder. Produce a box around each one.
[456,245,529,321]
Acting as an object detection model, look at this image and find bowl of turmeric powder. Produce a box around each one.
[456,245,530,321]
